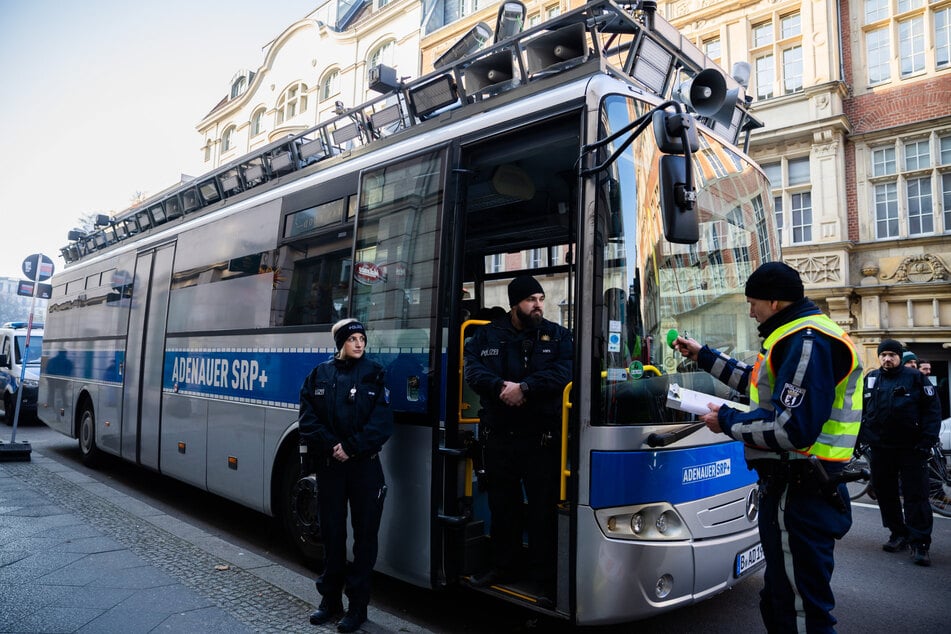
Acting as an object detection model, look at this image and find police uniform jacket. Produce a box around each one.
[860,365,940,451]
[696,298,862,466]
[464,315,572,435]
[299,355,393,459]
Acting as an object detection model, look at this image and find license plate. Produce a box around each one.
[735,542,765,577]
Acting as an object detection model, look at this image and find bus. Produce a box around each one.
[39,1,778,624]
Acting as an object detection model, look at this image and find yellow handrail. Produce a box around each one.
[560,381,573,502]
[458,319,489,424]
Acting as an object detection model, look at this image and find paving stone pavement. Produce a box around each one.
[0,453,431,634]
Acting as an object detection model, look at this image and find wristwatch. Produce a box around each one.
[519,382,529,393]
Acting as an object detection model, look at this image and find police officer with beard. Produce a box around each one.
[673,262,863,634]
[861,338,941,566]
[464,275,572,598]
[299,319,392,632]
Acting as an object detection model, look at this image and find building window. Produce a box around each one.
[203,140,212,162]
[368,40,395,70]
[750,12,802,99]
[763,156,812,245]
[320,69,340,101]
[231,75,247,99]
[863,1,947,85]
[221,126,236,153]
[704,37,721,63]
[546,5,561,20]
[276,82,308,125]
[869,132,951,239]
[250,108,265,137]
[937,7,951,67]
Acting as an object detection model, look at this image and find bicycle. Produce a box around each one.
[843,442,873,501]
[927,442,951,518]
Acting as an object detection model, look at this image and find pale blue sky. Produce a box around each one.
[0,0,318,278]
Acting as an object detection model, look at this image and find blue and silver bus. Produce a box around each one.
[40,2,776,624]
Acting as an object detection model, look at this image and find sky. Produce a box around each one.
[0,0,320,279]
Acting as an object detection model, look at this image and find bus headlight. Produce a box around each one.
[22,379,39,388]
[596,502,690,541]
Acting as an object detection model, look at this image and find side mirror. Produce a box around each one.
[659,155,699,244]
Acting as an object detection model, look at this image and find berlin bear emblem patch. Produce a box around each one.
[780,383,805,408]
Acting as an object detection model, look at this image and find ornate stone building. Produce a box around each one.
[196,0,422,170]
[661,0,951,414]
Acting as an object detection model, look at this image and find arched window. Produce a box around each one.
[320,69,340,101]
[275,82,309,125]
[222,125,236,152]
[250,107,266,137]
[368,40,395,70]
[231,76,247,99]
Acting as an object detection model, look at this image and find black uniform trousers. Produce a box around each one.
[869,446,932,548]
[482,429,560,585]
[314,454,386,611]
[756,470,852,633]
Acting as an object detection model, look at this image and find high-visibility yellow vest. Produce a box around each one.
[749,315,863,462]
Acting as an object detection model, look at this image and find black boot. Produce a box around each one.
[309,601,344,625]
[337,606,367,633]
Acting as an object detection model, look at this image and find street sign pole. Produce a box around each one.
[1,253,54,462]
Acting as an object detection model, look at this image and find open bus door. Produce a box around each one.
[436,112,580,616]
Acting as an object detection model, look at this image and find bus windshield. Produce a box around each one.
[596,94,779,426]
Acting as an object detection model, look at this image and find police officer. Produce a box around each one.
[463,275,572,597]
[299,319,393,632]
[673,262,863,633]
[861,339,941,566]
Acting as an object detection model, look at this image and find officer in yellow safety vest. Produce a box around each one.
[673,261,862,634]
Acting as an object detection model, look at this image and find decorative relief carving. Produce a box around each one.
[879,254,949,283]
[787,255,841,284]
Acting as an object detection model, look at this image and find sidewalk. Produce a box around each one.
[0,453,431,633]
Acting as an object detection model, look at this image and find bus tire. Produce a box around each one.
[78,400,103,468]
[276,451,323,566]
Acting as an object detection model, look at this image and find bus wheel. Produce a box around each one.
[277,454,323,565]
[78,401,103,468]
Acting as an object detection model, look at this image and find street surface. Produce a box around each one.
[9,420,950,633]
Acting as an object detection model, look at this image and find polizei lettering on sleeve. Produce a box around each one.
[682,459,732,484]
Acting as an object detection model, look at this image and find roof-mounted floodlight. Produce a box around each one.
[495,1,526,43]
[434,22,492,69]
[67,229,86,241]
[94,213,111,227]
[408,74,459,119]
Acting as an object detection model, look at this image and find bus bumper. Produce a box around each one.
[573,503,762,625]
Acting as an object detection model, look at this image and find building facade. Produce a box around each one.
[661,0,950,414]
[196,0,422,170]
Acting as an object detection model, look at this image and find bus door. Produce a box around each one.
[120,243,175,468]
[442,113,580,612]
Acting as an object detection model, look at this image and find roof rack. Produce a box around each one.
[60,0,759,266]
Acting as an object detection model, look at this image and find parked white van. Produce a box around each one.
[0,321,44,424]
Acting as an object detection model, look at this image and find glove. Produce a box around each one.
[914,441,935,461]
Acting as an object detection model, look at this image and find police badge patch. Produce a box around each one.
[780,383,805,408]
[924,385,935,397]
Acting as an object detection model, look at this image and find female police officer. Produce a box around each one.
[299,318,392,632]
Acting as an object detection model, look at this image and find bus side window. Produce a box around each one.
[283,249,351,326]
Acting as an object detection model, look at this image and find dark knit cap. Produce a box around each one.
[877,339,903,356]
[334,320,367,350]
[902,351,918,364]
[744,262,804,301]
[507,275,544,306]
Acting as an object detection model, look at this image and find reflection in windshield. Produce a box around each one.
[16,335,43,365]
[596,94,779,426]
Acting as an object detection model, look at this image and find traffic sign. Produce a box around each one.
[22,253,55,282]
[17,280,53,299]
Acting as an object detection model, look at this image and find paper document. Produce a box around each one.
[666,383,750,415]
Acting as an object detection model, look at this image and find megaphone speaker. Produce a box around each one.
[524,22,587,76]
[708,87,741,129]
[465,50,518,93]
[675,68,727,117]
